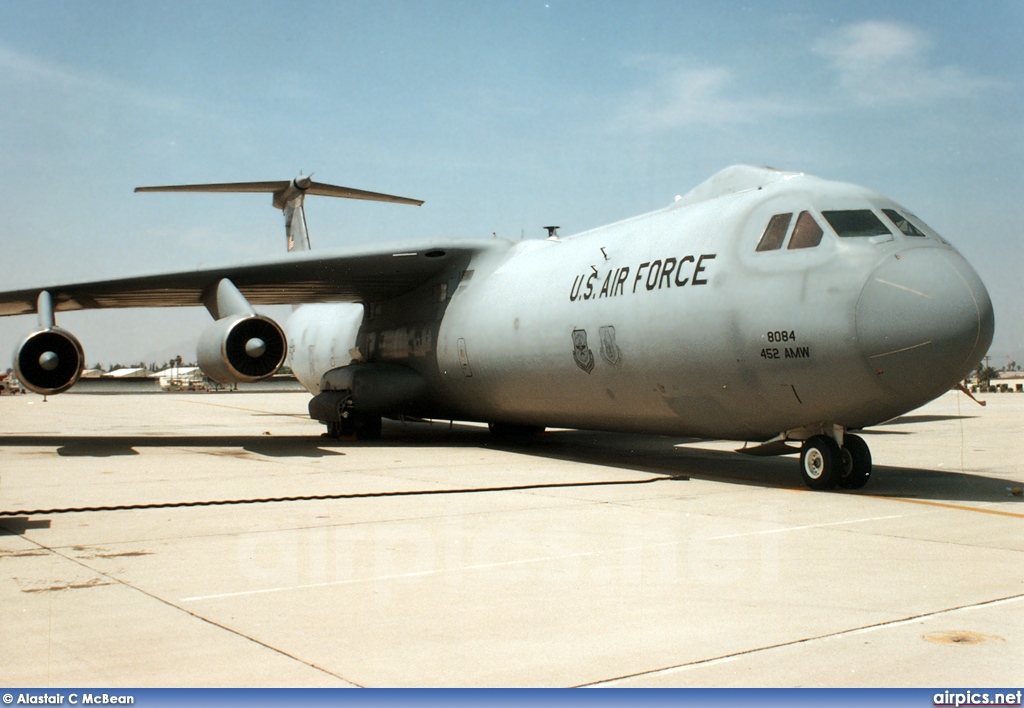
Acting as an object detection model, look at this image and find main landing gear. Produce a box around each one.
[326,412,382,441]
[799,433,871,490]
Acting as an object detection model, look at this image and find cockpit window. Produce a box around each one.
[756,213,791,251]
[821,210,892,238]
[882,208,926,237]
[788,211,824,249]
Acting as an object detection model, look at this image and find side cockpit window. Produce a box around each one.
[788,211,823,249]
[756,213,791,251]
[821,210,891,237]
[755,211,825,252]
[882,208,926,237]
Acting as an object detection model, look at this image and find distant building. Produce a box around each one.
[104,367,150,378]
[151,366,201,379]
[996,371,1024,392]
[152,366,208,391]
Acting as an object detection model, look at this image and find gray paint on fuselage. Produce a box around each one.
[434,172,990,439]
[287,168,993,443]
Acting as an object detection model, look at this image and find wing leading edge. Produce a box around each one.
[0,239,500,317]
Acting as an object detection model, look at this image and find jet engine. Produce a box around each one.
[197,313,287,384]
[14,327,84,395]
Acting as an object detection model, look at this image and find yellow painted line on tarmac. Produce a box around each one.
[174,398,289,416]
[878,496,1024,519]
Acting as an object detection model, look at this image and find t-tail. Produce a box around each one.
[135,177,423,252]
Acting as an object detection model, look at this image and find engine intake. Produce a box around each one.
[197,314,287,384]
[14,327,84,395]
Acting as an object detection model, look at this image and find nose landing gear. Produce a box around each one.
[800,435,840,489]
[799,433,872,490]
[836,434,871,489]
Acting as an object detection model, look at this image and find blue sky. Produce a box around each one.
[1,1,1021,367]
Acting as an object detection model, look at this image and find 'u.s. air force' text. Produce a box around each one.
[569,254,716,302]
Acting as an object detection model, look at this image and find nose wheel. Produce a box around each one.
[836,433,871,489]
[799,433,872,490]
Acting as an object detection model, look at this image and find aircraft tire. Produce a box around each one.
[326,414,382,441]
[325,419,358,441]
[837,434,872,489]
[353,414,383,441]
[800,435,841,490]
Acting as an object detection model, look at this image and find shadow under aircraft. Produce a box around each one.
[1,418,1020,509]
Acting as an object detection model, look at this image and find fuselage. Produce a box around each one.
[288,166,994,442]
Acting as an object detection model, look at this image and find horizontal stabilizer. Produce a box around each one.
[135,177,424,209]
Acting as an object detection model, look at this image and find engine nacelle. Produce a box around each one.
[14,327,84,395]
[197,314,287,384]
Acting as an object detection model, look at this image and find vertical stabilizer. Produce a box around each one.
[283,192,311,252]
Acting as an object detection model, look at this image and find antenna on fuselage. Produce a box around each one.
[135,177,423,252]
[544,226,560,240]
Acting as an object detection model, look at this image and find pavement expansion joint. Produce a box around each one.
[578,592,1024,687]
[9,529,364,687]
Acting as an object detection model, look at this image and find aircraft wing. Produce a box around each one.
[0,239,499,317]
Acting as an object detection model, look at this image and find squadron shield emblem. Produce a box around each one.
[572,328,595,374]
[599,325,621,365]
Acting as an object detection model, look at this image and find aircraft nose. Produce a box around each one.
[855,247,994,397]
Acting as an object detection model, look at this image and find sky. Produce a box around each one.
[0,1,1021,369]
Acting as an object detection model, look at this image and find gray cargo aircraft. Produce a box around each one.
[0,166,994,490]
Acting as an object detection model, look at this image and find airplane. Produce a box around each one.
[0,166,994,491]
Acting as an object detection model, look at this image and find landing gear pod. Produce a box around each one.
[14,327,84,395]
[309,363,428,441]
[197,313,287,384]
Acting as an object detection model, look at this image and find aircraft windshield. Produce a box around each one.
[821,210,891,238]
[882,209,926,237]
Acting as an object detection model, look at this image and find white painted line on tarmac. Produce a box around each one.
[182,512,904,603]
[710,513,905,540]
[182,547,612,602]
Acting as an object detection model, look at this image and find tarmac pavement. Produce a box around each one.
[0,388,1021,687]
